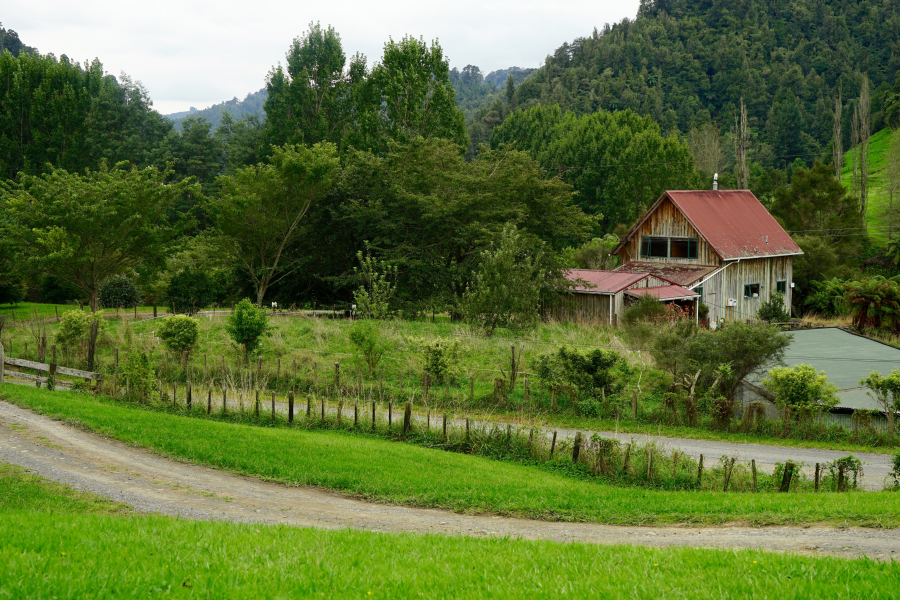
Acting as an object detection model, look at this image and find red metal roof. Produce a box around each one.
[626,285,700,300]
[565,269,648,294]
[614,262,718,287]
[667,191,802,259]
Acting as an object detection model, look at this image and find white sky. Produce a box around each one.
[7,1,641,115]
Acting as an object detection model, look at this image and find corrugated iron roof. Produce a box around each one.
[626,285,700,300]
[614,262,718,287]
[667,190,802,259]
[565,269,648,294]
[613,190,803,260]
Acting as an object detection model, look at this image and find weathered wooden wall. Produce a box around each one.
[702,257,793,322]
[617,198,722,266]
[546,293,614,324]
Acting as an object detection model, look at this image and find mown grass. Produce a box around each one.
[4,384,899,527]
[2,460,899,598]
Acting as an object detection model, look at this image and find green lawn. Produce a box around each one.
[2,457,899,598]
[4,384,899,527]
[0,301,158,322]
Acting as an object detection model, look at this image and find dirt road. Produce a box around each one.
[1,402,898,561]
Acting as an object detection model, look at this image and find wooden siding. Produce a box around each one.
[617,198,722,266]
[700,256,793,323]
[625,275,672,290]
[546,292,614,325]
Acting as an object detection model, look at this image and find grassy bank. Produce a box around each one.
[4,384,899,527]
[3,465,898,599]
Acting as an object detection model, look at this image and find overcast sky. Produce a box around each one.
[7,1,641,115]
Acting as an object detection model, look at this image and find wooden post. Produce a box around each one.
[466,418,471,444]
[723,457,736,492]
[55,306,60,321]
[623,444,632,474]
[837,464,846,492]
[307,395,312,418]
[0,343,5,384]
[186,384,192,410]
[271,392,276,421]
[321,397,325,424]
[255,390,260,417]
[572,432,582,463]
[631,390,638,420]
[697,454,704,488]
[288,391,294,424]
[172,383,177,407]
[372,401,376,429]
[153,305,157,319]
[780,461,795,492]
[506,424,511,450]
[114,347,119,368]
[388,402,393,428]
[550,431,557,459]
[752,459,758,492]
[49,345,57,389]
[222,389,227,415]
[403,402,412,437]
[814,463,820,492]
[134,305,137,321]
[354,401,358,428]
[207,390,211,415]
[647,448,653,480]
[426,410,431,434]
[443,413,448,441]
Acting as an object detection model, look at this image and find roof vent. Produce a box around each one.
[713,173,718,191]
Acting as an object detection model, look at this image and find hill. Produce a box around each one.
[165,88,267,130]
[470,0,899,170]
[0,23,37,57]
[841,127,898,246]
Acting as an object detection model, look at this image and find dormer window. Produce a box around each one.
[640,236,698,260]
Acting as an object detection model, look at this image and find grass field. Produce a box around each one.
[842,127,897,246]
[4,384,899,527]
[3,464,899,598]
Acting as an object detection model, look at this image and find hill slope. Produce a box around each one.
[166,88,267,130]
[842,127,898,246]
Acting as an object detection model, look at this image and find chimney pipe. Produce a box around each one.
[713,173,718,191]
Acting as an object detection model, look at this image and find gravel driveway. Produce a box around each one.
[2,401,899,561]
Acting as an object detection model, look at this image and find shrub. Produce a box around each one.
[761,364,839,413]
[533,346,627,401]
[352,246,397,320]
[825,455,864,491]
[415,338,462,384]
[156,315,200,355]
[99,274,141,309]
[805,278,850,316]
[121,351,157,402]
[757,292,790,322]
[55,310,105,356]
[167,267,221,315]
[225,299,270,355]
[348,320,391,374]
[890,452,900,489]
[621,295,666,326]
[0,279,25,305]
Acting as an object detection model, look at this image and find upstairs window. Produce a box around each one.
[640,236,669,258]
[640,236,698,259]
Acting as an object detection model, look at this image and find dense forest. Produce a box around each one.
[1,4,899,320]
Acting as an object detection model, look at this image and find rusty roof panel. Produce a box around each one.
[625,284,700,300]
[665,190,802,259]
[614,262,718,287]
[565,269,648,294]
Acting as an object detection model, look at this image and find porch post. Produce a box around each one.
[695,297,699,325]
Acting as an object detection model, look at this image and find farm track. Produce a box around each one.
[1,402,899,561]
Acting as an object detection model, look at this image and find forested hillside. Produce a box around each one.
[473,0,899,173]
[166,89,267,130]
[0,23,37,57]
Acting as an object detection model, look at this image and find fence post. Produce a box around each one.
[354,400,358,428]
[443,413,448,441]
[254,390,260,417]
[388,402,393,428]
[207,390,211,415]
[623,444,632,474]
[780,461,795,492]
[837,464,846,492]
[49,345,57,390]
[172,383,177,407]
[372,401,376,429]
[466,418,471,444]
[752,459,758,492]
[550,431,557,459]
[288,391,294,424]
[186,384,192,410]
[427,410,431,434]
[403,402,412,438]
[307,395,312,419]
[814,463,820,492]
[697,454,704,488]
[271,392,276,421]
[572,432,582,463]
[723,457,736,492]
[0,342,5,384]
[222,389,227,415]
[528,428,534,454]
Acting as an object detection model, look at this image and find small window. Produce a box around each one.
[776,280,787,294]
[669,238,698,259]
[744,283,760,298]
[695,286,704,303]
[640,236,669,258]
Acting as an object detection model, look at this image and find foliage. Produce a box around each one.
[225,299,270,354]
[891,452,900,488]
[156,316,200,355]
[166,266,222,315]
[98,274,141,310]
[621,295,666,326]
[352,246,397,320]
[842,277,900,332]
[533,346,626,400]
[0,280,25,305]
[824,455,864,491]
[415,338,462,384]
[805,278,850,316]
[567,234,620,270]
[210,142,339,307]
[55,310,104,356]
[460,225,561,335]
[762,364,839,413]
[120,351,157,402]
[860,369,900,420]
[2,162,196,310]
[348,320,390,375]
[757,292,790,322]
[491,104,701,228]
[771,162,862,242]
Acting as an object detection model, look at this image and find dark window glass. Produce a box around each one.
[695,286,703,303]
[744,283,760,298]
[670,238,698,259]
[776,280,787,294]
[641,236,669,258]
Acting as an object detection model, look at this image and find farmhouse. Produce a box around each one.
[553,189,802,325]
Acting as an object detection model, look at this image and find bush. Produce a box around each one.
[167,267,221,315]
[533,346,627,401]
[415,338,462,384]
[621,295,666,326]
[55,310,105,356]
[891,452,900,489]
[121,351,157,402]
[0,279,25,305]
[156,315,200,355]
[805,278,850,316]
[352,246,397,320]
[761,364,839,413]
[348,320,390,374]
[225,299,270,355]
[757,292,790,322]
[99,274,141,309]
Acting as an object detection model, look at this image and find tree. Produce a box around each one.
[734,98,749,188]
[167,266,221,315]
[832,94,843,181]
[225,299,270,356]
[688,123,726,178]
[352,245,397,320]
[2,162,196,311]
[757,292,790,322]
[460,225,569,335]
[156,315,200,358]
[860,369,900,438]
[843,277,900,333]
[210,143,339,307]
[762,364,839,414]
[771,162,861,243]
[98,274,141,309]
